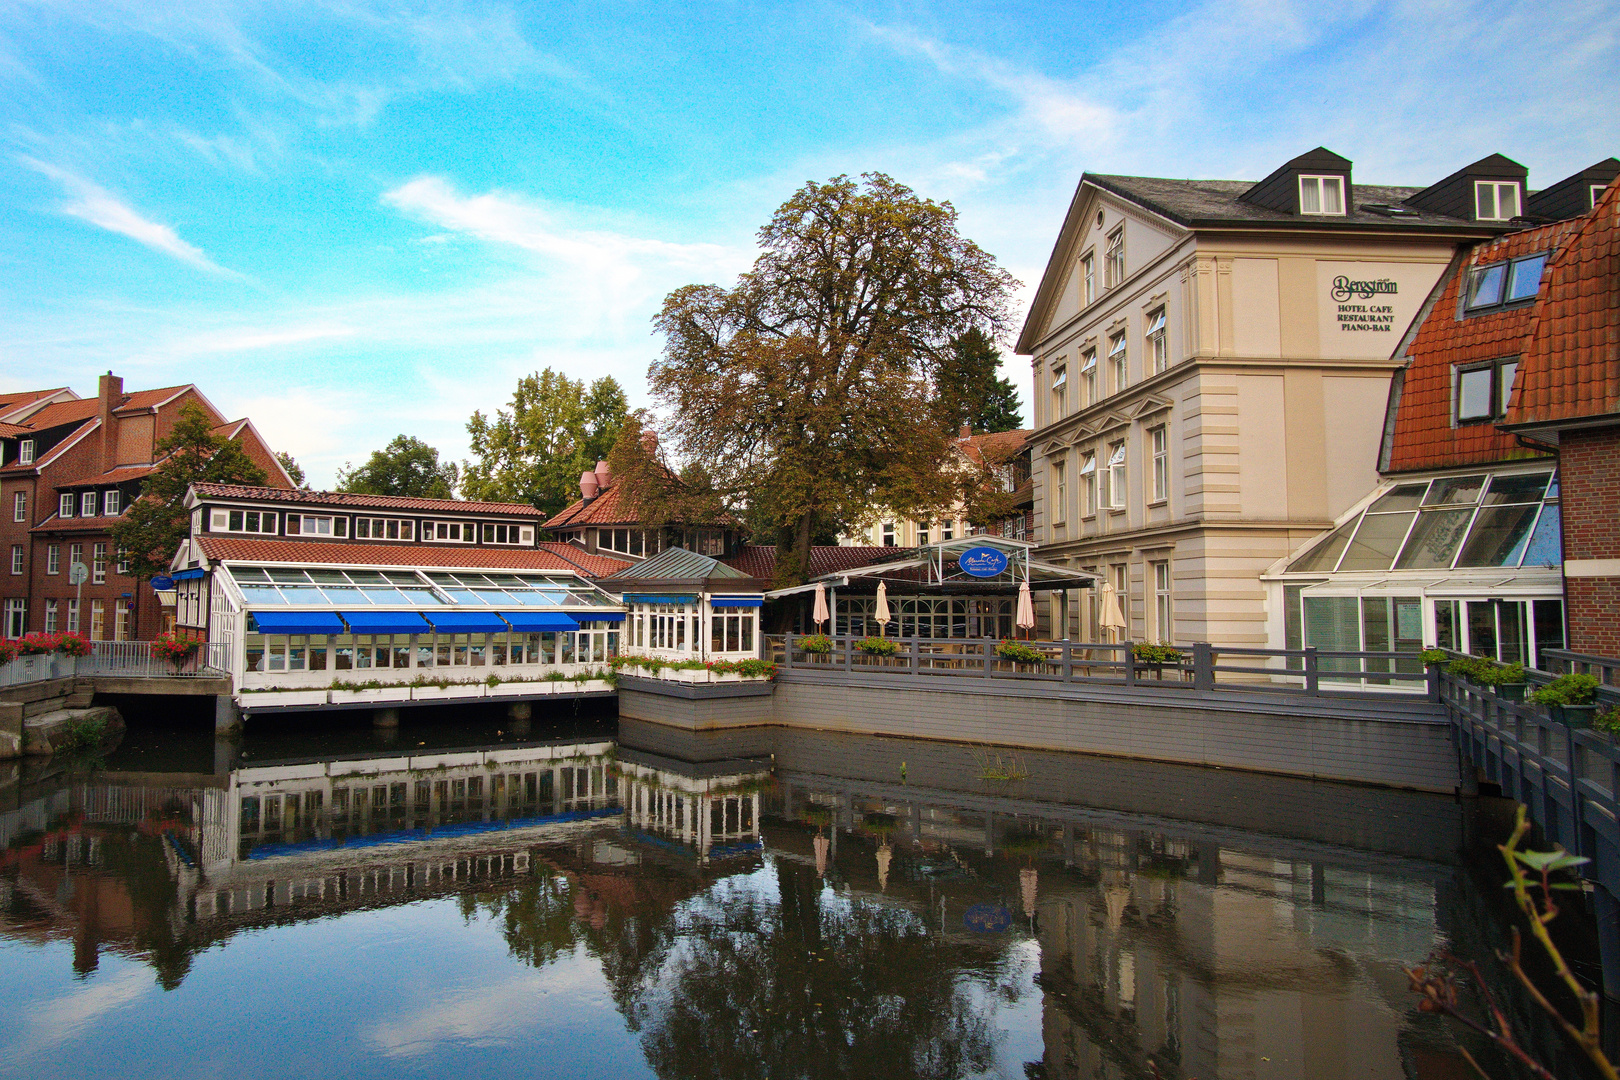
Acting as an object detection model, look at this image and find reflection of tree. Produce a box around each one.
[591,858,1000,1080]
[471,873,582,970]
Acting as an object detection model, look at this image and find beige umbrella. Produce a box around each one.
[874,580,891,636]
[1099,580,1127,643]
[811,581,829,629]
[1015,579,1036,639]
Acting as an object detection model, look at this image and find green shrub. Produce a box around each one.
[856,636,899,656]
[800,633,833,654]
[996,639,1047,664]
[1527,673,1601,707]
[1132,642,1183,664]
[55,714,108,752]
[1447,655,1526,686]
[1595,705,1620,735]
[1419,648,1449,667]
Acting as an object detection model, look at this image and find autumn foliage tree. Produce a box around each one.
[112,402,269,581]
[651,173,1017,586]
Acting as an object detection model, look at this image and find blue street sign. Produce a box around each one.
[150,575,175,591]
[957,546,1009,578]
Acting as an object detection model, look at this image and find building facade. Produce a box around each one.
[1017,149,1572,647]
[0,373,288,641]
[842,427,1032,548]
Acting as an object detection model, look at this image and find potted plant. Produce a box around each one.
[1133,641,1185,680]
[799,633,834,661]
[1527,673,1602,727]
[996,639,1046,669]
[1595,705,1620,741]
[855,635,899,660]
[151,631,200,674]
[1418,648,1449,668]
[1446,655,1528,700]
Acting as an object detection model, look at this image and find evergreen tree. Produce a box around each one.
[335,436,458,499]
[112,402,268,581]
[935,328,1023,433]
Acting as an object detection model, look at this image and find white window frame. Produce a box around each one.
[881,522,896,547]
[114,599,130,642]
[1150,426,1169,504]
[1108,333,1128,395]
[1105,228,1125,288]
[59,493,73,519]
[426,520,477,543]
[90,599,104,640]
[286,514,346,538]
[4,599,25,638]
[66,598,79,633]
[353,517,414,541]
[1050,363,1067,420]
[80,491,97,518]
[1146,309,1168,374]
[1297,174,1346,215]
[479,522,533,546]
[46,544,58,576]
[1107,441,1127,510]
[1050,458,1068,525]
[211,509,280,535]
[102,489,120,516]
[17,439,34,465]
[1474,180,1521,222]
[11,492,24,523]
[92,542,107,584]
[44,599,57,634]
[1082,252,1095,305]
[9,545,22,575]
[1080,452,1097,517]
[1152,560,1173,641]
[1080,349,1097,407]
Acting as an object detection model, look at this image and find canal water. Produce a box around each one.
[0,703,1603,1079]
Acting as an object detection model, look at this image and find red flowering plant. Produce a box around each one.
[17,632,58,655]
[53,632,91,657]
[151,631,200,672]
[0,639,17,664]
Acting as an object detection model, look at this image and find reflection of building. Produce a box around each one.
[1017,148,1588,647]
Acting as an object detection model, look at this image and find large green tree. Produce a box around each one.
[461,370,628,515]
[651,173,1016,586]
[935,328,1023,434]
[275,450,308,488]
[335,435,458,499]
[112,402,268,581]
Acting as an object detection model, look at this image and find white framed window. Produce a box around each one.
[1108,333,1128,395]
[881,522,896,547]
[1146,308,1168,374]
[4,599,25,638]
[46,544,58,575]
[44,599,57,634]
[113,599,129,642]
[941,521,954,541]
[1457,358,1518,424]
[66,598,79,633]
[600,528,651,556]
[354,517,414,541]
[1050,363,1067,420]
[59,493,73,519]
[80,491,97,517]
[1082,252,1095,305]
[11,492,24,523]
[1050,457,1068,524]
[285,514,347,538]
[1474,181,1521,221]
[116,547,129,575]
[916,522,929,546]
[1594,185,1610,209]
[90,599,104,640]
[1107,441,1127,510]
[1150,426,1169,503]
[210,509,280,535]
[17,439,34,465]
[9,545,21,575]
[427,520,477,543]
[1298,175,1345,215]
[480,522,532,546]
[1105,228,1125,288]
[68,544,82,578]
[1080,452,1097,516]
[1151,560,1173,641]
[92,542,107,584]
[103,490,120,516]
[1080,349,1097,407]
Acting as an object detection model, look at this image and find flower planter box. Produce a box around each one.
[1494,682,1528,702]
[1549,704,1598,728]
[410,684,486,702]
[330,688,409,705]
[487,681,551,698]
[244,690,329,708]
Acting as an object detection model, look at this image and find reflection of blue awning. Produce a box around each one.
[709,595,764,608]
[501,611,579,631]
[622,593,696,604]
[424,610,510,633]
[341,610,432,634]
[250,610,346,634]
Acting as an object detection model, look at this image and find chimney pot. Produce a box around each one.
[594,459,612,489]
[959,423,972,439]
[579,470,600,502]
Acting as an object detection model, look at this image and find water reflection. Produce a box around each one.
[0,717,1540,1078]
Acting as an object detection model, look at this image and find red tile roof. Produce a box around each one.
[191,483,546,517]
[721,545,897,580]
[1504,179,1620,429]
[1382,220,1581,473]
[957,428,1030,470]
[0,388,73,419]
[544,474,735,531]
[194,536,631,577]
[16,398,99,431]
[30,513,127,535]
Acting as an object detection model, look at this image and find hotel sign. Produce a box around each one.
[1331,275,1398,332]
[958,546,1010,578]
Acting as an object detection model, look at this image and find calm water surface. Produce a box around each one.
[0,706,1590,1079]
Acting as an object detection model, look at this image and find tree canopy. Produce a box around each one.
[275,450,308,488]
[112,402,268,580]
[461,370,628,515]
[335,435,458,499]
[651,173,1017,585]
[935,328,1023,434]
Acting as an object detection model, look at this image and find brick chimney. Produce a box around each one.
[97,371,122,467]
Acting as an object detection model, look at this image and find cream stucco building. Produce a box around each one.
[1016,149,1524,645]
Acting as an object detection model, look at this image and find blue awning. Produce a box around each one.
[578,611,625,623]
[709,595,764,608]
[173,567,206,581]
[250,611,346,634]
[501,610,579,631]
[424,610,511,633]
[622,593,697,604]
[341,610,432,635]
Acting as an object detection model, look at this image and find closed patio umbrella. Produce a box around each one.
[874,580,891,636]
[1015,579,1036,639]
[1099,580,1127,643]
[811,581,829,630]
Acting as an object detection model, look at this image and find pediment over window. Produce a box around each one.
[1124,396,1174,420]
[1092,412,1132,435]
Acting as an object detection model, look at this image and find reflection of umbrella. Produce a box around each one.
[1015,580,1036,639]
[1104,883,1131,931]
[814,834,830,878]
[1020,865,1038,919]
[874,581,891,635]
[1100,581,1127,643]
[811,582,829,629]
[877,843,892,892]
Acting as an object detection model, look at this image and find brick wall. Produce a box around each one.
[1559,425,1620,656]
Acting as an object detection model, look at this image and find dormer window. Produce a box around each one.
[1464,253,1548,314]
[17,439,34,465]
[1594,185,1609,209]
[1475,181,1521,221]
[1298,175,1345,215]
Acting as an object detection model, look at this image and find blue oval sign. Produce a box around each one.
[964,903,1013,932]
[150,575,175,591]
[958,546,1009,578]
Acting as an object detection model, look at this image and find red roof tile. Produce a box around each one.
[1505,179,1620,428]
[30,513,126,535]
[194,536,630,577]
[191,483,546,517]
[1383,220,1581,473]
[544,474,734,530]
[957,429,1030,470]
[721,545,897,580]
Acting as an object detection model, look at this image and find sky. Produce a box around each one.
[0,0,1617,487]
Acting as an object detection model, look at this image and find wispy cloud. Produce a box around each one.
[22,158,243,277]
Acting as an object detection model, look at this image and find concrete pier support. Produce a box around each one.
[507,702,532,720]
[373,707,400,729]
[214,695,240,734]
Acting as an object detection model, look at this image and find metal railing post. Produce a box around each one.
[843,635,852,673]
[1062,643,1072,684]
[1304,647,1320,695]
[909,637,919,675]
[1192,642,1214,692]
[984,638,993,677]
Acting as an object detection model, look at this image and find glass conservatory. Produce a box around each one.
[601,547,767,663]
[1264,466,1564,668]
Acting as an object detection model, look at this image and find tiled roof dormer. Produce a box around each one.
[1403,153,1529,223]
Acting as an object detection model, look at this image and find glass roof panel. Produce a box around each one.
[1287,521,1357,573]
[1368,484,1428,513]
[232,567,271,582]
[472,589,512,605]
[1483,473,1551,505]
[239,585,284,605]
[511,590,571,606]
[1424,475,1486,506]
[267,568,310,584]
[1456,504,1539,566]
[383,572,423,586]
[1338,511,1416,571]
[276,586,328,604]
[307,569,349,584]
[1519,505,1560,568]
[346,571,390,585]
[359,587,411,605]
[485,574,528,587]
[1394,508,1474,569]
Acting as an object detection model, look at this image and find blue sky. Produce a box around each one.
[1,0,1616,486]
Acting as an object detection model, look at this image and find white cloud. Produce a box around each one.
[9,966,153,1058]
[21,157,243,278]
